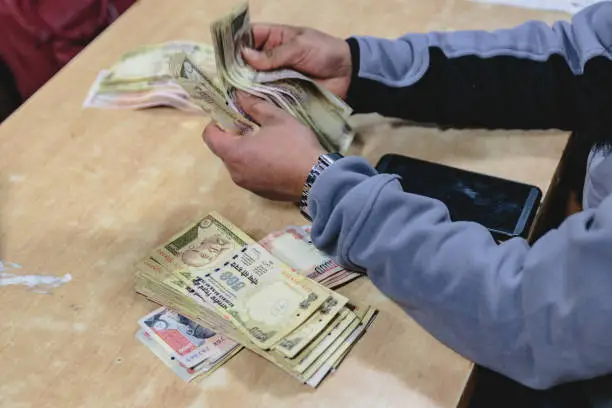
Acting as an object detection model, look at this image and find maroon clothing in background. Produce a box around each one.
[0,0,136,100]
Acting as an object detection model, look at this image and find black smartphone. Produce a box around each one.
[375,154,542,241]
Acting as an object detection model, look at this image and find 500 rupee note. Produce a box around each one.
[182,243,329,349]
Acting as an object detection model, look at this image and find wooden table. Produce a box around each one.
[0,1,571,407]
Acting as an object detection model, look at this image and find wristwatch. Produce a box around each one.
[299,153,344,220]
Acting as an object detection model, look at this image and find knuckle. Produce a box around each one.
[294,33,306,45]
[264,48,275,58]
[263,49,276,65]
[288,41,307,65]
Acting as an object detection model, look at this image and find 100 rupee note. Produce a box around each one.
[136,328,241,383]
[138,306,238,367]
[259,227,344,281]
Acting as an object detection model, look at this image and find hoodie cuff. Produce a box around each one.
[344,37,371,114]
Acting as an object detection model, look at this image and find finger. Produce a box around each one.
[202,122,240,159]
[251,23,298,50]
[251,24,274,49]
[236,91,289,125]
[242,40,303,71]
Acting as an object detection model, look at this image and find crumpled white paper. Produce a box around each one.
[0,261,71,293]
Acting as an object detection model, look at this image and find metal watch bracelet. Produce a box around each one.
[299,153,344,220]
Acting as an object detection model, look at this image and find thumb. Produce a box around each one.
[202,122,240,159]
[237,91,289,125]
[242,42,302,71]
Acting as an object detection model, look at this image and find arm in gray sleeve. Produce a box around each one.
[345,2,612,132]
[309,157,612,389]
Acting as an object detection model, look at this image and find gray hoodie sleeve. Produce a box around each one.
[344,2,612,132]
[309,3,612,389]
[309,157,612,389]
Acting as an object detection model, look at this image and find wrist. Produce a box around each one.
[298,152,344,220]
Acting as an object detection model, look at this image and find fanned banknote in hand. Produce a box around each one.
[167,53,256,134]
[84,41,216,112]
[203,1,355,153]
[85,2,356,153]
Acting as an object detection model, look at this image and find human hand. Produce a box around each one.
[242,24,352,100]
[202,92,325,201]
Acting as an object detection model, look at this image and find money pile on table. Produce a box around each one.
[134,212,375,387]
[84,41,217,113]
[85,2,355,153]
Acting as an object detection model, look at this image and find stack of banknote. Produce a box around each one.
[84,41,217,112]
[134,211,375,387]
[85,2,355,153]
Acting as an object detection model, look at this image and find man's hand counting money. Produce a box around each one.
[202,91,325,202]
[242,24,352,99]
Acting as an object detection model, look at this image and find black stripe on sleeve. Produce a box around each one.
[345,38,612,133]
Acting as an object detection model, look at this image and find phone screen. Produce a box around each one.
[376,154,541,237]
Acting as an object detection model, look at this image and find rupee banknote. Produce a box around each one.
[84,4,356,153]
[83,41,216,113]
[138,306,238,367]
[207,2,354,152]
[136,328,240,382]
[134,210,377,386]
[259,225,362,288]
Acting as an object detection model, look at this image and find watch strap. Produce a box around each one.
[299,153,344,220]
